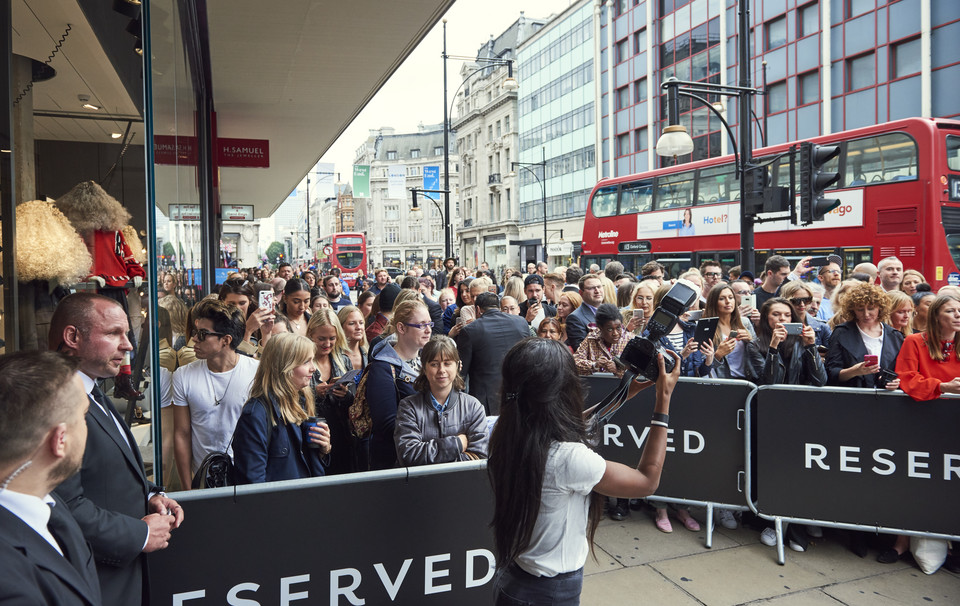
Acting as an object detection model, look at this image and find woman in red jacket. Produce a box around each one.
[896,294,960,401]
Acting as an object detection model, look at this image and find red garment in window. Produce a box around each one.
[85,229,146,287]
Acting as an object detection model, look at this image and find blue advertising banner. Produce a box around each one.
[423,165,440,201]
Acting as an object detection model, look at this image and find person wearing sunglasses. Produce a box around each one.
[780,281,832,348]
[454,292,530,416]
[365,300,432,470]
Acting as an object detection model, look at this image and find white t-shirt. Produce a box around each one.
[515,442,607,577]
[173,355,258,474]
[858,325,884,359]
[158,367,173,408]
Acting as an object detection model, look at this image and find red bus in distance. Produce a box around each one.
[317,232,367,287]
[581,117,960,288]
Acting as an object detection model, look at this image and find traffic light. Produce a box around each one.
[742,164,766,216]
[799,141,841,224]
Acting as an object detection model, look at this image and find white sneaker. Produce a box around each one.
[716,508,738,529]
[760,527,777,546]
[806,524,823,538]
[788,540,806,552]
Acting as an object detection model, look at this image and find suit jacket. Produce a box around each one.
[54,385,156,606]
[565,304,596,352]
[826,320,904,388]
[0,495,102,605]
[455,308,530,415]
[422,294,443,327]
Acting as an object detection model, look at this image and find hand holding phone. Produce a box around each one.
[863,354,879,366]
[258,290,275,313]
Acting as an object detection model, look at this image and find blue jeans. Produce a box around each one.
[494,563,584,606]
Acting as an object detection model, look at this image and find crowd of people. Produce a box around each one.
[4,252,959,604]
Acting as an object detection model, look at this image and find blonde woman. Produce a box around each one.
[337,305,369,370]
[599,275,618,305]
[899,269,925,296]
[308,308,355,475]
[626,281,656,335]
[233,333,330,483]
[502,276,525,303]
[886,289,914,336]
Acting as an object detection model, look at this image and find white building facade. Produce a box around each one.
[353,125,456,271]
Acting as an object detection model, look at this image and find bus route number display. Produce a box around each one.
[950,176,960,202]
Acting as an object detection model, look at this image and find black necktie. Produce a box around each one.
[46,504,73,563]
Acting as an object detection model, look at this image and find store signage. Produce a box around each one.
[222,205,254,221]
[546,242,573,256]
[618,240,652,253]
[169,204,201,221]
[153,136,270,168]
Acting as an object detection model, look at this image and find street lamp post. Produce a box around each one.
[509,147,548,263]
[654,0,761,274]
[442,18,518,262]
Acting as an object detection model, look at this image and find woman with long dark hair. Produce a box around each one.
[489,339,680,605]
[279,278,312,337]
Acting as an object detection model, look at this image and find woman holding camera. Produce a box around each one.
[825,282,903,389]
[489,339,680,605]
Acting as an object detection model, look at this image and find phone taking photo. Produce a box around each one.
[258,289,275,313]
[783,323,804,336]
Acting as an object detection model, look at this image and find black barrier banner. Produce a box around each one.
[754,386,960,536]
[585,375,752,506]
[148,464,496,605]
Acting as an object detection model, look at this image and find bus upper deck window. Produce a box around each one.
[591,186,618,217]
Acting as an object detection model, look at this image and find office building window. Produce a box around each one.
[504,115,511,132]
[633,28,646,55]
[385,226,399,243]
[634,77,647,103]
[634,127,648,152]
[846,53,875,92]
[488,125,493,139]
[891,37,921,79]
[385,205,399,220]
[617,132,631,157]
[434,146,443,156]
[616,85,630,110]
[616,38,629,63]
[410,149,420,158]
[765,17,787,51]
[766,80,787,114]
[798,2,819,38]
[846,0,873,19]
[386,150,398,160]
[798,70,820,105]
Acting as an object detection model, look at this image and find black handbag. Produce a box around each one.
[191,451,235,489]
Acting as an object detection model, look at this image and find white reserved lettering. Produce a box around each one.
[603,425,705,454]
[804,444,959,479]
[373,560,411,601]
[330,569,364,605]
[424,553,452,594]
[227,583,259,606]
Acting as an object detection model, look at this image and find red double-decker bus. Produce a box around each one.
[581,118,960,288]
[317,232,367,287]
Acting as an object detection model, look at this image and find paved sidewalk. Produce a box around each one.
[583,506,959,605]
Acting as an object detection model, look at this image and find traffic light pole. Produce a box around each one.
[737,0,754,274]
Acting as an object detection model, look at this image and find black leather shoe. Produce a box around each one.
[609,500,629,521]
[877,548,903,564]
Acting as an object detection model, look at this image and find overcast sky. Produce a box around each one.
[318,0,573,178]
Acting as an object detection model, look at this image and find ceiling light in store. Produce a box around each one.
[79,95,100,111]
[111,132,123,139]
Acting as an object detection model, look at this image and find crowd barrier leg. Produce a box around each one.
[704,503,715,549]
[774,517,786,566]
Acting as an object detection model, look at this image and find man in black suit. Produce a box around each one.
[455,292,530,415]
[0,350,101,605]
[51,293,184,606]
[401,276,443,327]
[566,274,605,351]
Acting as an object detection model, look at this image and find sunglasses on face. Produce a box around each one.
[789,297,813,306]
[195,328,225,341]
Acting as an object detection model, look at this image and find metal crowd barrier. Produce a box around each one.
[148,380,960,602]
[747,384,960,564]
